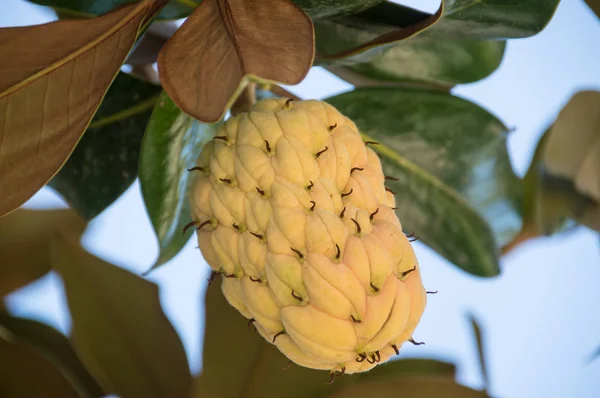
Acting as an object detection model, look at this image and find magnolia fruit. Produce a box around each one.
[190,98,427,375]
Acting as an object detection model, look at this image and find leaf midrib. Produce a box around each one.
[216,0,247,72]
[0,1,149,98]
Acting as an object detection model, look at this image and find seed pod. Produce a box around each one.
[190,98,427,373]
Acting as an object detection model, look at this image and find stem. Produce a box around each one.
[176,0,199,8]
[230,82,257,115]
[88,95,159,130]
[500,223,540,256]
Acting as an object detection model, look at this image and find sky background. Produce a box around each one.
[2,1,600,397]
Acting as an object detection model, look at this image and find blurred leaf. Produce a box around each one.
[543,91,600,214]
[586,0,600,19]
[0,208,86,297]
[326,87,522,276]
[50,231,191,398]
[316,0,559,84]
[291,0,384,19]
[157,0,314,122]
[0,338,79,398]
[468,314,489,393]
[0,0,166,218]
[48,73,161,220]
[327,376,490,398]
[508,91,600,253]
[192,280,356,398]
[30,0,200,20]
[139,92,218,269]
[357,358,456,383]
[0,313,104,398]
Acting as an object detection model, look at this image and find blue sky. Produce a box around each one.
[2,1,600,397]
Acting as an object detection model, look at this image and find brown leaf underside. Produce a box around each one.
[158,0,314,122]
[0,0,165,218]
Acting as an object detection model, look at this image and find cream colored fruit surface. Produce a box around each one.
[190,98,427,374]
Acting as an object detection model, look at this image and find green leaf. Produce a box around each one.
[0,313,104,398]
[326,87,522,276]
[0,208,87,297]
[429,0,560,39]
[315,4,504,85]
[322,38,505,87]
[0,338,79,398]
[357,358,456,383]
[468,314,489,394]
[315,4,443,65]
[291,0,384,19]
[50,231,191,398]
[30,0,200,20]
[191,279,356,398]
[139,91,219,269]
[316,0,559,84]
[48,73,161,220]
[326,376,490,398]
[586,0,600,20]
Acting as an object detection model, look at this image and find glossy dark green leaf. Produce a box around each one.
[357,358,456,383]
[0,338,79,398]
[329,40,506,87]
[429,0,560,39]
[327,376,490,398]
[30,0,200,20]
[191,279,356,398]
[315,9,504,84]
[315,4,442,65]
[326,87,523,276]
[139,91,219,269]
[48,73,161,220]
[316,0,559,84]
[0,208,87,297]
[0,313,104,398]
[291,0,383,19]
[50,231,191,398]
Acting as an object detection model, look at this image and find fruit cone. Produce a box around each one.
[190,98,427,374]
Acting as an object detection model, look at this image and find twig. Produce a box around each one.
[500,223,539,256]
[231,82,257,115]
